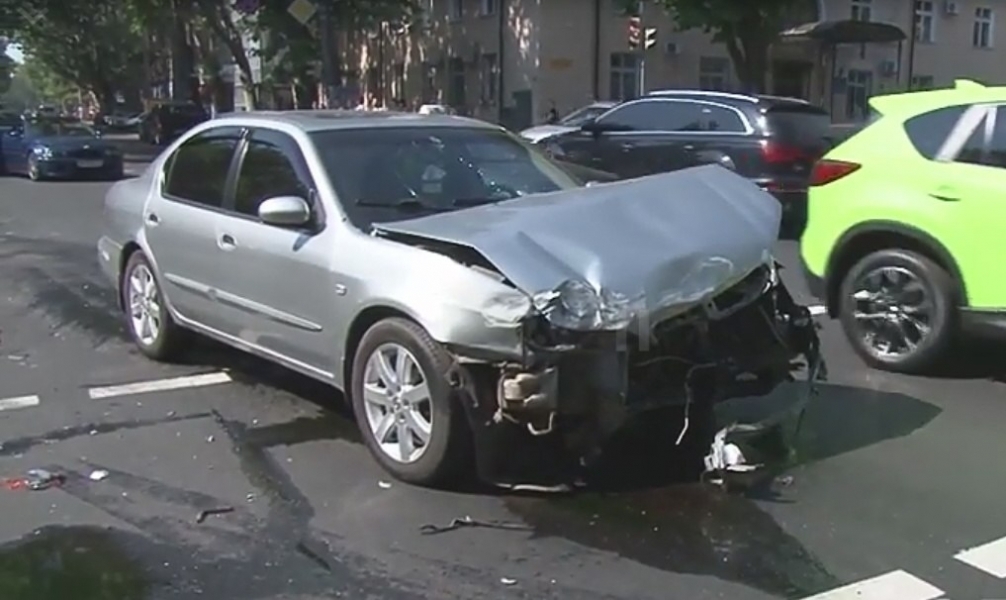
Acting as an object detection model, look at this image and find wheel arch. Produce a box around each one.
[825,221,967,317]
[117,241,144,310]
[341,304,417,392]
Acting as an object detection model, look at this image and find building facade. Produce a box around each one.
[340,0,1006,127]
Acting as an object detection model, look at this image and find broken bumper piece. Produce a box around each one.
[456,265,827,489]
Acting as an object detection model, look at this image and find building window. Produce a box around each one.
[911,75,934,89]
[845,69,873,120]
[479,53,498,103]
[974,7,994,48]
[448,0,462,21]
[851,0,872,22]
[478,0,497,16]
[698,56,731,91]
[609,53,641,101]
[915,1,935,42]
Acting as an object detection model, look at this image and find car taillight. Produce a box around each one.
[810,159,860,186]
[761,140,806,164]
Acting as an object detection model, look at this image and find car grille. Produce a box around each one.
[68,149,103,160]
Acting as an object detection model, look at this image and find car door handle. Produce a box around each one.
[218,233,237,250]
[145,213,159,226]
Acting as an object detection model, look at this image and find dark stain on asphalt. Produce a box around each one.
[0,412,213,457]
[0,526,150,600]
[507,485,839,599]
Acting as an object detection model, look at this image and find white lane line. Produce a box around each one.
[955,536,1006,578]
[0,395,40,412]
[88,371,233,399]
[799,570,943,600]
[808,304,828,316]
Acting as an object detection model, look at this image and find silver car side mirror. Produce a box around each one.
[258,196,311,227]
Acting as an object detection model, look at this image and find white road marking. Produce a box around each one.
[808,304,828,316]
[799,570,943,600]
[88,371,233,399]
[0,395,40,412]
[955,536,1006,578]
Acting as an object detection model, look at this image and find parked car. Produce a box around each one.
[102,110,143,131]
[541,91,835,227]
[138,101,209,145]
[98,111,823,488]
[1,117,123,181]
[519,101,618,144]
[801,79,1006,374]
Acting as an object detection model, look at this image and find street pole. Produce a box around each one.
[638,2,646,96]
[906,0,917,91]
[318,4,337,107]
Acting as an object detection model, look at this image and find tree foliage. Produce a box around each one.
[646,0,814,92]
[0,0,146,110]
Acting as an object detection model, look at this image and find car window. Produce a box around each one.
[163,127,242,207]
[984,107,1006,168]
[310,126,579,229]
[597,100,716,132]
[233,128,312,217]
[697,105,746,132]
[765,106,831,143]
[904,105,968,160]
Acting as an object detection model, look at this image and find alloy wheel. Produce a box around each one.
[361,343,433,464]
[127,263,162,346]
[849,265,933,360]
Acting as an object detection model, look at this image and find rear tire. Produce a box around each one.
[350,317,471,487]
[121,252,186,361]
[837,248,957,374]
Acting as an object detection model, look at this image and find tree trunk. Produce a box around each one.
[723,26,773,93]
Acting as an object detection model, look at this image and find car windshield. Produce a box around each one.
[26,120,95,137]
[311,126,579,229]
[558,105,611,127]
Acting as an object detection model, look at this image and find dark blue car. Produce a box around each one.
[0,118,124,181]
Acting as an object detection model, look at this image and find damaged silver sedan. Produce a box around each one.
[96,111,824,488]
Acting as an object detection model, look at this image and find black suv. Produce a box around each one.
[138,102,209,145]
[540,90,835,226]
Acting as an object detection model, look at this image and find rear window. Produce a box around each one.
[903,105,968,159]
[765,106,832,144]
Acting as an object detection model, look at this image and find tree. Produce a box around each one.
[647,0,814,93]
[1,0,147,112]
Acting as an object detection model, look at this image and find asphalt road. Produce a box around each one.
[1,141,1005,600]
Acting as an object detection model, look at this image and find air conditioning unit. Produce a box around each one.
[879,60,898,77]
[944,1,959,15]
[665,41,679,55]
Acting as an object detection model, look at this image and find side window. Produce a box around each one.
[903,105,967,160]
[233,129,313,218]
[697,105,746,132]
[163,127,242,207]
[596,102,655,130]
[956,118,987,166]
[985,107,1006,168]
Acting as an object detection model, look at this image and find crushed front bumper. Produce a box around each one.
[453,268,826,488]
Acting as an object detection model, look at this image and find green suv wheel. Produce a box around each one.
[837,249,957,374]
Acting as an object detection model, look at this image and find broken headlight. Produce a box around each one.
[543,279,634,331]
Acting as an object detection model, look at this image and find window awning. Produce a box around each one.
[779,19,907,44]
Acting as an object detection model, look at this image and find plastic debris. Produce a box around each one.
[420,516,533,535]
[88,470,109,482]
[500,577,517,586]
[195,506,235,524]
[3,469,65,491]
[378,480,392,489]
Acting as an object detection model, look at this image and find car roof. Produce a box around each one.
[210,109,497,133]
[644,89,820,111]
[869,78,1006,116]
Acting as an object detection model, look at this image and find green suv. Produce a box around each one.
[800,79,1006,373]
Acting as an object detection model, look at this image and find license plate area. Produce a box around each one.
[77,159,103,168]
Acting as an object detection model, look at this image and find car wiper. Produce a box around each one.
[355,198,451,211]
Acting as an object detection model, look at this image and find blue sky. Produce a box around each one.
[5,44,24,63]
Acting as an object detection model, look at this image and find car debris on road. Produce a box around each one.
[419,516,534,536]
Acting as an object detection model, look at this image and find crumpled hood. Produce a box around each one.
[375,165,781,316]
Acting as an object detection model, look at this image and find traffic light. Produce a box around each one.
[644,27,657,50]
[627,16,641,49]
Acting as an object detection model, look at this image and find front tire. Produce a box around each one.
[838,248,957,374]
[351,318,471,487]
[121,252,186,360]
[27,155,42,181]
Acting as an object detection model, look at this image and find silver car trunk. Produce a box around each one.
[374,165,782,315]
